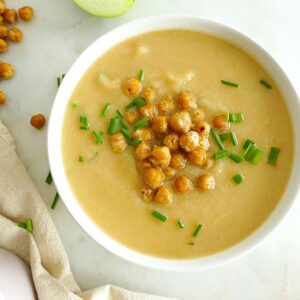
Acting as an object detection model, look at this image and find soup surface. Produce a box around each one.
[62,30,293,258]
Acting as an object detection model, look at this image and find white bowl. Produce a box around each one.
[48,15,300,271]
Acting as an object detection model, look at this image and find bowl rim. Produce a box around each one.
[47,14,300,271]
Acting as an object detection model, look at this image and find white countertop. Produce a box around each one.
[2,0,300,299]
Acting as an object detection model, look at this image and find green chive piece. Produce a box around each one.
[214,149,229,160]
[25,219,33,233]
[235,113,244,123]
[248,148,264,165]
[211,128,225,150]
[151,210,167,222]
[108,117,120,135]
[92,130,104,144]
[125,98,146,111]
[79,113,89,130]
[193,224,203,237]
[178,219,185,229]
[57,77,61,87]
[228,113,237,123]
[244,144,257,161]
[219,133,229,142]
[187,242,194,246]
[260,79,272,89]
[45,171,52,185]
[268,147,280,166]
[229,132,238,146]
[229,153,244,163]
[120,118,129,130]
[78,155,84,162]
[120,127,132,139]
[18,222,27,229]
[71,101,79,108]
[101,103,111,117]
[221,80,239,88]
[132,118,149,129]
[233,173,245,185]
[243,139,255,150]
[51,192,59,210]
[138,69,144,81]
[127,139,142,146]
[116,110,124,119]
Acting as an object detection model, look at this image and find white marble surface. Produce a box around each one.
[1,0,300,299]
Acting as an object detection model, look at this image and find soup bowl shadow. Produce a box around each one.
[48,15,300,271]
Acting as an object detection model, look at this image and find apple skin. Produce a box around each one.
[73,0,135,18]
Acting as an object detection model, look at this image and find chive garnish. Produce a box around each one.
[178,219,185,229]
[193,224,203,237]
[127,139,142,146]
[116,110,124,119]
[18,222,27,229]
[243,139,255,150]
[79,113,89,130]
[268,147,280,166]
[187,242,194,246]
[214,149,229,160]
[72,101,79,108]
[228,113,236,123]
[51,192,59,210]
[56,74,65,87]
[132,118,149,129]
[244,144,257,161]
[260,79,272,89]
[45,171,52,185]
[120,118,129,130]
[228,113,244,123]
[120,127,132,139]
[211,128,225,150]
[92,130,104,144]
[219,133,229,142]
[18,218,33,233]
[101,103,111,117]
[125,98,146,111]
[221,80,239,88]
[229,153,244,163]
[233,173,244,185]
[78,155,84,162]
[229,132,238,146]
[138,69,144,81]
[151,210,167,222]
[248,148,264,165]
[108,117,120,135]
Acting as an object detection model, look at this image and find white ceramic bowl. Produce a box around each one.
[48,15,300,271]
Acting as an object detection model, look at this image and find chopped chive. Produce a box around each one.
[62,74,65,79]
[151,210,167,222]
[219,133,229,142]
[248,148,264,165]
[211,128,225,150]
[229,153,244,163]
[228,113,237,123]
[116,110,124,119]
[120,127,132,139]
[138,69,144,81]
[244,144,257,161]
[193,224,203,237]
[229,132,238,146]
[125,98,146,111]
[127,139,142,146]
[101,103,111,117]
[79,113,89,130]
[78,155,84,162]
[120,118,129,130]
[25,219,33,233]
[268,147,280,166]
[233,173,245,185]
[260,79,272,89]
[51,192,59,210]
[72,101,79,108]
[132,118,149,129]
[178,219,185,229]
[57,77,61,87]
[243,139,255,150]
[235,113,244,123]
[18,222,27,229]
[125,103,134,111]
[214,149,229,160]
[108,117,119,135]
[221,80,239,88]
[187,242,194,246]
[92,130,104,144]
[45,171,52,185]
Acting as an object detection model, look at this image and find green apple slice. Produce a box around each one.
[73,0,135,18]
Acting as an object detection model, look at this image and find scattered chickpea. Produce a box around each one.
[154,186,173,205]
[193,120,210,137]
[188,148,207,166]
[124,110,138,125]
[151,146,171,168]
[123,79,142,97]
[3,9,18,24]
[213,114,230,130]
[179,130,200,152]
[141,87,155,103]
[202,157,214,170]
[163,166,176,178]
[0,38,8,52]
[136,159,152,172]
[163,133,179,152]
[135,143,152,160]
[0,91,6,104]
[158,95,175,114]
[30,114,46,129]
[177,91,197,110]
[144,167,165,189]
[0,63,14,79]
[196,173,216,192]
[140,186,154,202]
[199,135,210,151]
[0,25,7,38]
[139,103,158,120]
[174,175,193,193]
[169,111,192,134]
[133,127,154,144]
[110,133,127,153]
[191,108,205,123]
[170,152,187,170]
[151,115,168,135]
[7,27,22,42]
[0,1,6,14]
[18,6,34,22]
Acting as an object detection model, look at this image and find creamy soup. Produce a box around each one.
[62,30,293,258]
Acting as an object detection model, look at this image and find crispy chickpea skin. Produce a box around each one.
[141,87,155,103]
[191,108,205,123]
[213,114,230,130]
[163,133,179,152]
[123,79,142,97]
[199,135,210,151]
[0,38,8,53]
[158,95,175,115]
[151,146,171,168]
[139,103,158,120]
[202,157,214,170]
[30,114,46,129]
[196,173,216,192]
[135,143,152,160]
[188,148,207,166]
[124,110,138,125]
[174,175,193,193]
[3,9,18,24]
[144,167,165,189]
[163,166,176,178]
[7,27,22,42]
[110,133,127,153]
[169,111,192,134]
[179,130,200,152]
[133,127,154,144]
[177,91,197,110]
[170,152,187,170]
[0,63,14,79]
[0,25,7,38]
[0,1,6,14]
[151,115,168,135]
[140,186,154,202]
[193,120,210,137]
[0,91,6,104]
[18,6,34,22]
[154,186,173,205]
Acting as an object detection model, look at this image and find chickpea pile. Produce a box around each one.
[110,78,222,206]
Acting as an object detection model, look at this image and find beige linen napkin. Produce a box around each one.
[0,120,176,300]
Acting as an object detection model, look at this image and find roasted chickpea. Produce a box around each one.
[169,111,192,134]
[30,114,46,129]
[202,157,214,170]
[163,166,176,178]
[193,121,210,137]
[151,115,168,135]
[151,146,171,168]
[0,63,14,79]
[191,108,205,123]
[179,130,200,152]
[3,9,18,24]
[110,133,127,153]
[124,110,138,125]
[158,95,175,114]
[141,87,155,103]
[163,133,179,151]
[177,91,197,110]
[135,143,152,160]
[133,127,154,144]
[136,159,152,172]
[123,79,142,97]
[213,114,230,130]
[154,186,173,205]
[170,152,187,170]
[0,90,6,104]
[144,167,165,189]
[18,6,34,22]
[174,175,193,193]
[196,173,216,192]
[7,27,22,42]
[199,136,210,151]
[188,148,207,166]
[0,25,7,38]
[0,38,8,53]
[0,1,6,14]
[140,186,154,202]
[139,103,158,120]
